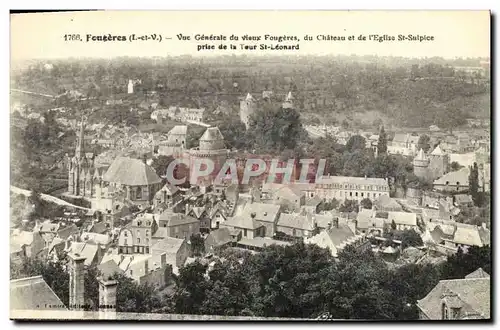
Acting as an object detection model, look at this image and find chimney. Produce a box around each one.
[145,260,149,274]
[333,218,339,229]
[482,222,487,230]
[98,276,118,316]
[68,252,86,310]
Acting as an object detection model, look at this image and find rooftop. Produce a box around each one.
[103,156,162,186]
[10,276,67,311]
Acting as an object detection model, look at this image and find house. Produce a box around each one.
[355,209,385,235]
[10,276,68,311]
[416,269,490,319]
[302,196,323,214]
[86,221,109,235]
[118,213,158,254]
[63,240,101,267]
[454,194,474,207]
[81,232,112,248]
[305,219,368,258]
[428,222,490,252]
[373,195,403,212]
[276,213,316,239]
[386,211,419,231]
[433,168,469,192]
[153,183,181,208]
[97,259,125,279]
[10,229,45,261]
[156,211,200,239]
[273,185,305,212]
[221,212,266,239]
[151,237,190,271]
[204,227,239,253]
[238,202,281,237]
[315,175,390,201]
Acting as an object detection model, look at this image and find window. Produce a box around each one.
[146,230,149,237]
[124,239,128,245]
[442,304,448,320]
[146,247,149,254]
[445,181,449,185]
[136,186,142,200]
[361,192,364,197]
[137,238,141,244]
[146,238,149,245]
[355,192,358,197]
[244,229,248,237]
[292,229,296,236]
[350,192,353,197]
[456,182,460,185]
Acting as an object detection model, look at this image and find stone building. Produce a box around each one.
[157,125,188,157]
[185,126,229,185]
[314,175,390,201]
[239,93,256,129]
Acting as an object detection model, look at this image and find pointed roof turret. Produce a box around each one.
[415,148,428,161]
[430,145,445,156]
[285,91,294,101]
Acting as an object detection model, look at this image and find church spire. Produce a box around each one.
[75,114,85,158]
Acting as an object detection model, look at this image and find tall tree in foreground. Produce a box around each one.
[377,125,388,155]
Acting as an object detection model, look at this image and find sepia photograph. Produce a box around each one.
[9,10,491,321]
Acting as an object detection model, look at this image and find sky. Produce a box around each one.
[10,11,490,60]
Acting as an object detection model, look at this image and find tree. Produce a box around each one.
[190,233,205,257]
[469,162,482,206]
[345,135,366,153]
[417,134,431,153]
[216,115,248,150]
[450,161,462,171]
[399,229,424,249]
[339,199,359,213]
[377,126,388,155]
[360,198,373,210]
[341,119,349,129]
[247,105,305,153]
[151,155,175,177]
[391,219,397,230]
[173,260,209,314]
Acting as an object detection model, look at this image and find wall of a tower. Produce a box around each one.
[428,155,450,180]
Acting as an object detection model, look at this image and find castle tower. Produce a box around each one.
[282,91,294,109]
[188,126,229,185]
[413,148,430,179]
[127,79,134,94]
[239,93,255,129]
[428,145,450,180]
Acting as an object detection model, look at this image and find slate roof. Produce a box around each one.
[387,211,418,227]
[205,228,233,248]
[200,127,224,141]
[81,232,111,245]
[158,211,199,227]
[431,145,446,156]
[168,125,188,136]
[103,156,162,186]
[318,175,388,187]
[151,237,185,255]
[374,195,403,211]
[242,202,281,223]
[10,276,67,310]
[57,224,80,240]
[64,242,98,267]
[277,213,315,231]
[417,278,490,319]
[88,222,108,234]
[433,168,469,186]
[97,260,125,278]
[465,268,490,279]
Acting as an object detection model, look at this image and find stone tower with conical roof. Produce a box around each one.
[428,144,450,180]
[239,93,256,129]
[413,148,430,179]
